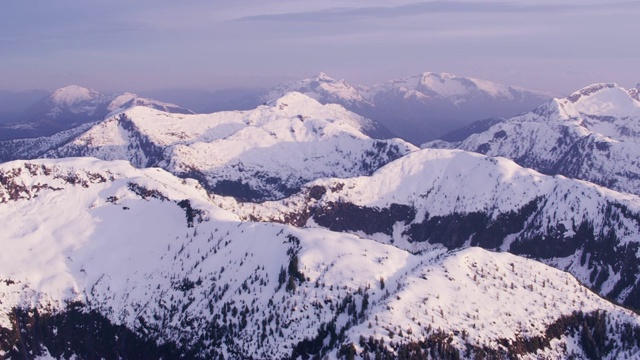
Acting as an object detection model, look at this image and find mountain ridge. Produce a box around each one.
[0,85,193,141]
[1,157,640,359]
[425,82,640,197]
[217,148,640,309]
[254,72,552,144]
[3,79,640,359]
[24,92,417,201]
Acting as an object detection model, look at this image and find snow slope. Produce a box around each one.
[0,85,193,141]
[41,85,194,119]
[1,157,639,359]
[259,72,372,112]
[42,92,416,201]
[220,148,640,309]
[0,121,98,163]
[369,72,539,101]
[426,83,640,197]
[256,72,551,145]
[365,72,552,144]
[257,73,391,139]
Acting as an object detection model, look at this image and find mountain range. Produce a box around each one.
[0,72,550,146]
[2,157,640,359]
[0,85,192,141]
[220,148,640,308]
[1,92,414,201]
[255,72,552,144]
[2,78,640,359]
[427,83,640,197]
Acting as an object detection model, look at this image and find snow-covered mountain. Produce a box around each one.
[2,157,639,359]
[426,83,640,196]
[255,72,551,145]
[0,122,97,163]
[18,92,415,201]
[5,78,640,359]
[220,148,640,309]
[256,73,392,139]
[0,85,193,141]
[259,72,373,113]
[366,72,552,144]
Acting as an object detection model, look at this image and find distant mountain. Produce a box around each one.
[0,74,550,144]
[366,72,552,144]
[0,122,97,163]
[222,148,640,309]
[5,79,640,359]
[255,72,552,145]
[1,92,416,201]
[426,83,640,196]
[0,85,193,141]
[2,157,639,359]
[256,73,392,139]
[258,72,373,114]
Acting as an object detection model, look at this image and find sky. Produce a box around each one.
[1,0,639,95]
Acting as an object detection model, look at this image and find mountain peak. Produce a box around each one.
[314,72,335,82]
[269,91,319,107]
[259,73,369,108]
[555,83,639,119]
[414,72,514,98]
[565,83,619,103]
[106,93,141,112]
[266,91,347,119]
[629,84,640,101]
[421,72,456,80]
[50,85,102,105]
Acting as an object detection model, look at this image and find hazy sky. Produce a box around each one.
[1,0,638,95]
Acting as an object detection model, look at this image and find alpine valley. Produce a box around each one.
[2,79,640,360]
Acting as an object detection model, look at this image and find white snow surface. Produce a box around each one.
[45,92,416,200]
[106,92,189,114]
[218,147,640,302]
[262,72,548,107]
[259,72,372,108]
[368,72,550,104]
[1,157,639,359]
[426,83,640,196]
[224,148,640,229]
[249,71,552,144]
[44,85,193,119]
[49,85,103,106]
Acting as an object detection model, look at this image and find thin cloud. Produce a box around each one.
[269,27,547,46]
[234,1,640,22]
